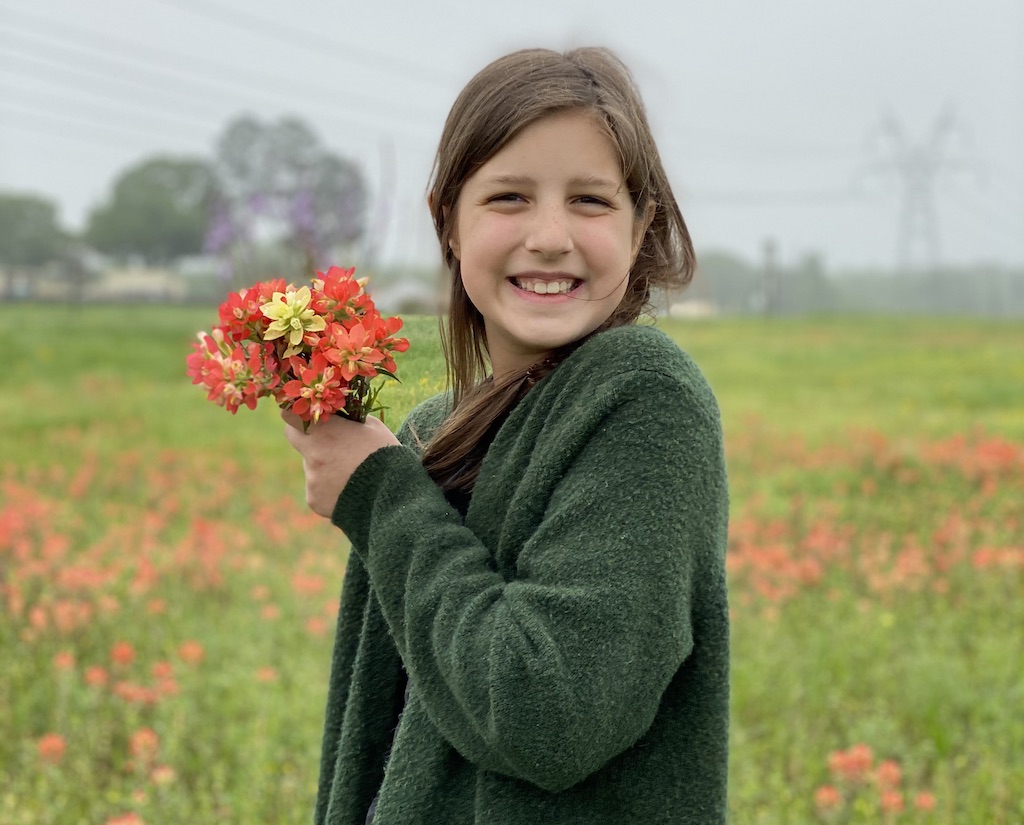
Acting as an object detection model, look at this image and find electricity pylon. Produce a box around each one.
[862,106,973,272]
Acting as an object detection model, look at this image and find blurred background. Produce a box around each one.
[2,0,1023,315]
[4,5,1023,823]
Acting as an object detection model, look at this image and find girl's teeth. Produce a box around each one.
[518,279,573,294]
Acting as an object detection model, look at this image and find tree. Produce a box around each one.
[85,156,218,265]
[0,191,66,298]
[208,115,368,281]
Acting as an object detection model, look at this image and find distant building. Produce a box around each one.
[84,266,187,302]
[668,299,719,319]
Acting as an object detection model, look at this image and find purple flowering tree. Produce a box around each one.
[207,115,368,285]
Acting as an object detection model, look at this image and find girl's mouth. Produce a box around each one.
[509,277,582,295]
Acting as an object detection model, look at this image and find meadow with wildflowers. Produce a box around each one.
[1,306,1021,824]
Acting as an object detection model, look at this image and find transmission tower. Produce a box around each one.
[863,107,973,272]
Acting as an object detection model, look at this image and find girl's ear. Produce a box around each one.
[632,201,657,261]
[443,205,461,260]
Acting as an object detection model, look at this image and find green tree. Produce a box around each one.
[85,156,218,265]
[0,191,66,298]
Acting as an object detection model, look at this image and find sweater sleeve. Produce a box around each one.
[332,368,727,792]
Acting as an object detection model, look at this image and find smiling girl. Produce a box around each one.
[284,47,729,825]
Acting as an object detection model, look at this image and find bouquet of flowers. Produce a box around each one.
[186,266,409,427]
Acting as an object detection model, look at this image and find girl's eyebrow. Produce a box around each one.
[482,174,621,189]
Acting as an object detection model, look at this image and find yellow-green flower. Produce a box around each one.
[261,286,326,351]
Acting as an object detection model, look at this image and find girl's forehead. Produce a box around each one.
[466,111,624,185]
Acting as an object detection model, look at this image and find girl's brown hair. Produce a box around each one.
[422,47,696,496]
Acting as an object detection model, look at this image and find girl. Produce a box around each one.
[284,47,729,825]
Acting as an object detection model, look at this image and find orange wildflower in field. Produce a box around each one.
[84,665,109,688]
[113,681,159,706]
[817,745,937,819]
[256,666,278,683]
[52,650,75,671]
[178,640,205,665]
[875,759,902,790]
[129,727,160,766]
[827,743,873,784]
[814,784,842,811]
[292,571,326,597]
[106,814,146,825]
[880,789,904,813]
[150,764,176,786]
[110,641,136,667]
[37,732,67,765]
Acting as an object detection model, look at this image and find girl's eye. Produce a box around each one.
[489,193,525,203]
[577,196,611,207]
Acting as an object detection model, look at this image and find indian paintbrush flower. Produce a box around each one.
[187,265,407,426]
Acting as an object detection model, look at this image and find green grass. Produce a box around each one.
[1,305,1021,824]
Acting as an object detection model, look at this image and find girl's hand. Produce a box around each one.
[282,410,401,518]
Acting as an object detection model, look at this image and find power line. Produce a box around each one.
[947,189,1024,250]
[148,0,455,88]
[683,188,863,205]
[0,101,208,146]
[0,32,435,145]
[0,114,188,156]
[0,6,438,126]
[0,42,267,119]
[0,80,223,134]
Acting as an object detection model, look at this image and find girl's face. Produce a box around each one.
[450,110,652,377]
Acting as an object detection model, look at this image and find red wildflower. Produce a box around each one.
[317,321,384,381]
[84,666,109,688]
[130,728,160,765]
[880,789,904,813]
[814,785,842,811]
[312,265,362,313]
[282,352,349,423]
[828,743,873,783]
[914,791,936,812]
[110,641,135,667]
[37,732,67,765]
[190,265,406,422]
[178,640,204,665]
[150,765,177,786]
[112,681,156,705]
[106,814,146,825]
[875,759,902,789]
[52,650,75,671]
[369,313,410,373]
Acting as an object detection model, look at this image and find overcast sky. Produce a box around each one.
[2,0,1022,271]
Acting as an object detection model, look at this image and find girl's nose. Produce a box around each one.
[524,203,574,258]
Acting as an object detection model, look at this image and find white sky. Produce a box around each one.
[2,0,1022,271]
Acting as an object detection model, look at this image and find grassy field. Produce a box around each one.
[1,305,1022,824]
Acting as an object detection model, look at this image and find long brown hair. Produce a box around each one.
[422,47,696,496]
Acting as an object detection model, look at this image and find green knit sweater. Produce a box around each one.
[316,324,730,825]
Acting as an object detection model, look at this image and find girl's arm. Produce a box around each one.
[330,368,728,792]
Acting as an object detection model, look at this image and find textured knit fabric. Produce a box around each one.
[316,323,730,825]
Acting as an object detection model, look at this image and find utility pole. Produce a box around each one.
[761,237,780,316]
